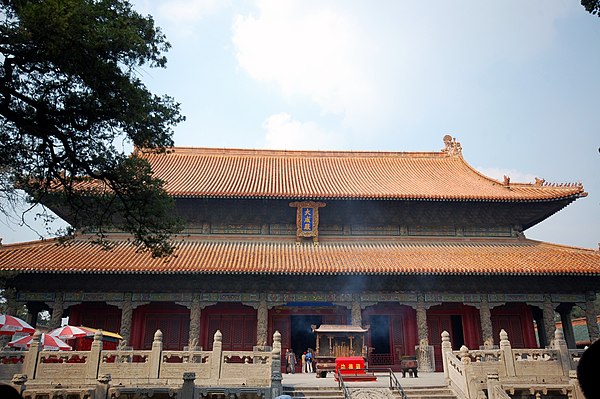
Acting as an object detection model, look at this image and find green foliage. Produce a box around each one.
[582,0,600,17]
[0,0,185,256]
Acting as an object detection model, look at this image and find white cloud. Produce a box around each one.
[135,0,227,37]
[476,167,537,184]
[232,1,379,127]
[231,1,573,134]
[262,113,345,150]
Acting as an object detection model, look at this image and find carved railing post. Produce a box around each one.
[441,330,452,383]
[499,329,516,377]
[569,369,584,399]
[149,330,163,379]
[86,330,103,381]
[553,329,571,375]
[95,373,111,399]
[11,374,27,396]
[486,372,500,399]
[180,372,196,399]
[271,330,283,398]
[23,331,42,380]
[210,330,223,381]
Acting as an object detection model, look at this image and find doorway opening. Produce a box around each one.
[451,315,465,349]
[290,315,322,357]
[369,315,391,366]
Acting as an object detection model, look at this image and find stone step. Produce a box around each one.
[282,386,345,399]
[395,387,457,399]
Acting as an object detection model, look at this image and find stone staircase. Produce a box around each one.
[282,386,345,399]
[282,386,458,399]
[398,387,458,399]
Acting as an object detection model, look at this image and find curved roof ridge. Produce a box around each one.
[155,146,445,159]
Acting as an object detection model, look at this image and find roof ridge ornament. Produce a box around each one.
[441,135,462,156]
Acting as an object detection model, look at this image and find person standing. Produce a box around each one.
[286,349,297,374]
[305,349,313,373]
[288,350,296,374]
[301,352,307,373]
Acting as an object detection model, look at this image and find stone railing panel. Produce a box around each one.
[0,350,25,381]
[160,350,212,380]
[512,349,563,379]
[98,350,153,381]
[34,351,89,383]
[219,351,271,386]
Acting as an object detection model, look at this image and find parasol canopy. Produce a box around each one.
[49,325,95,340]
[0,314,35,335]
[8,333,72,351]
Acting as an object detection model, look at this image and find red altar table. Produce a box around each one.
[334,356,376,382]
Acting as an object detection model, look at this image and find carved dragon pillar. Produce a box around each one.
[542,294,557,346]
[351,294,362,327]
[585,291,599,343]
[256,294,269,346]
[479,295,494,348]
[118,293,133,349]
[49,292,64,329]
[188,294,202,349]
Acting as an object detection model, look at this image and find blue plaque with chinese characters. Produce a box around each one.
[302,207,313,232]
[289,201,326,245]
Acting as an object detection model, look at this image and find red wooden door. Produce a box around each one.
[492,316,525,348]
[143,313,189,350]
[428,315,453,372]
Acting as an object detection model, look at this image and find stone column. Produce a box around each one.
[0,287,18,347]
[531,306,547,348]
[416,293,433,372]
[351,294,362,327]
[256,295,268,346]
[189,294,202,349]
[585,291,599,343]
[479,295,494,348]
[3,287,18,316]
[556,303,576,349]
[118,293,133,349]
[542,294,557,347]
[416,293,428,345]
[49,292,64,329]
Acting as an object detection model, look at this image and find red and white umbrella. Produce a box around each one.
[8,333,72,351]
[49,325,95,340]
[0,314,35,335]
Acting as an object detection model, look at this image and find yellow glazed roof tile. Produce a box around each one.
[1,238,598,276]
[136,146,585,201]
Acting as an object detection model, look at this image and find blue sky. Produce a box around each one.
[1,0,599,249]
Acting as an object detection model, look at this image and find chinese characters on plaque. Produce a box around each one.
[289,201,326,245]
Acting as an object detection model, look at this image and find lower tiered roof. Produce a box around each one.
[1,236,599,276]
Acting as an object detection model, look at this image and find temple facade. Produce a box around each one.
[1,136,599,372]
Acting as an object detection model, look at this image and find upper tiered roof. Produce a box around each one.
[138,136,585,202]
